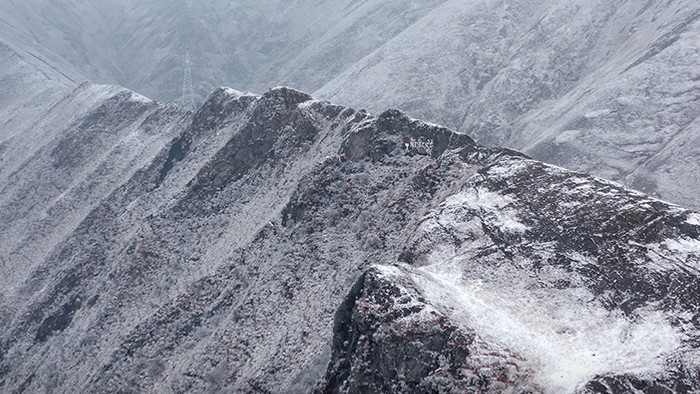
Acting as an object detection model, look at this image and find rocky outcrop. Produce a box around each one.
[318,154,700,392]
[318,267,537,394]
[0,85,698,393]
[5,1,700,208]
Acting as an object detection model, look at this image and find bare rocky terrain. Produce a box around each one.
[1,0,698,208]
[0,82,699,392]
[0,2,699,392]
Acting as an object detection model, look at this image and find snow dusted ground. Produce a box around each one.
[377,264,681,392]
[0,46,191,297]
[1,0,697,207]
[318,0,700,209]
[339,154,700,392]
[0,79,698,392]
[0,3,699,385]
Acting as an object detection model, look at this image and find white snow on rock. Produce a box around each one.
[444,187,530,233]
[645,237,700,275]
[407,264,684,393]
[129,91,153,103]
[2,0,698,208]
[376,155,700,392]
[687,213,700,226]
[218,87,259,101]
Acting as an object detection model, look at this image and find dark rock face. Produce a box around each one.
[0,85,698,393]
[583,373,696,394]
[319,268,536,394]
[316,155,700,392]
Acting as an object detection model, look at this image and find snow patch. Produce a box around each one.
[374,264,403,277]
[129,91,153,103]
[687,213,700,226]
[483,157,532,178]
[446,186,529,233]
[639,236,700,275]
[219,87,257,100]
[412,264,684,393]
[297,99,322,110]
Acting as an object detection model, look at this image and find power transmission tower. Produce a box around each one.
[181,48,195,112]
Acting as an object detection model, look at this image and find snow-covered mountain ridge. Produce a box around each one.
[1,0,697,210]
[0,81,699,392]
[0,0,700,209]
[317,0,700,209]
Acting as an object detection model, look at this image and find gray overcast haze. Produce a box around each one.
[1,0,698,208]
[1,1,700,393]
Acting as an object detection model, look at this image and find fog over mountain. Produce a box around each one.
[1,0,698,208]
[0,0,447,103]
[1,1,699,393]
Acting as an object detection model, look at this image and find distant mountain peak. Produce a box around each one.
[0,19,699,390]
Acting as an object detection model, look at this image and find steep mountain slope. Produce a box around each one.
[0,0,446,105]
[0,85,698,393]
[0,86,189,295]
[0,41,72,141]
[317,0,700,208]
[1,0,697,208]
[321,159,700,393]
[0,41,191,297]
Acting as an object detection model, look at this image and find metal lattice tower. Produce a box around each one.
[181,48,195,112]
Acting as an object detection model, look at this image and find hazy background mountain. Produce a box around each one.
[0,0,698,208]
[0,0,448,104]
[319,0,700,208]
